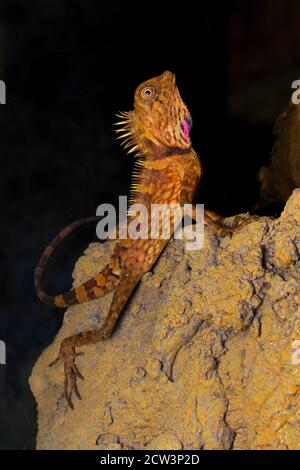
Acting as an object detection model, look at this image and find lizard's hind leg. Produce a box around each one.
[51,270,142,409]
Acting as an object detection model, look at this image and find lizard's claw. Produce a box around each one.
[49,342,84,410]
[232,214,260,230]
[63,354,84,409]
[211,215,260,238]
[225,215,260,237]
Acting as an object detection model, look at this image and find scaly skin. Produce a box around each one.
[34,71,254,409]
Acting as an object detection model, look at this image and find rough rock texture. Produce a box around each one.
[30,190,300,450]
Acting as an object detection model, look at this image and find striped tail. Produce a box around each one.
[34,216,120,308]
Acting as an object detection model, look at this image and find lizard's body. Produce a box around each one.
[35,71,250,409]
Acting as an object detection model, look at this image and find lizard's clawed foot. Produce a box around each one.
[49,340,85,410]
[225,215,261,237]
[210,214,260,238]
[232,214,260,230]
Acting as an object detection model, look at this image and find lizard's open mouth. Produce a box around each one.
[181,114,193,143]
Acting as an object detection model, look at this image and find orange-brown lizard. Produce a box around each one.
[35,71,253,409]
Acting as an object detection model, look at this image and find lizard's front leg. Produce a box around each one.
[204,209,258,229]
[201,208,259,237]
[50,270,142,409]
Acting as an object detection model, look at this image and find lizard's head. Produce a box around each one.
[115,71,192,155]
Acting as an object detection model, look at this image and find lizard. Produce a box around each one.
[34,71,255,409]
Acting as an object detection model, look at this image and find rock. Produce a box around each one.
[30,190,300,450]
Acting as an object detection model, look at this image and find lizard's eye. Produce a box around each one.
[141,86,156,101]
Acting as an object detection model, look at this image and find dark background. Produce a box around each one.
[0,0,299,449]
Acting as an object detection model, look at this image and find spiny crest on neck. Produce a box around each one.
[114,110,144,157]
[114,111,149,210]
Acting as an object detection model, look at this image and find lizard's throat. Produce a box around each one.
[115,112,191,159]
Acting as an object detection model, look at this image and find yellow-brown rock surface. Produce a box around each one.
[30,190,300,450]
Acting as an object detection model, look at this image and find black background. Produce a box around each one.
[0,0,299,449]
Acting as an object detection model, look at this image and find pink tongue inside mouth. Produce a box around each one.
[182,119,191,143]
